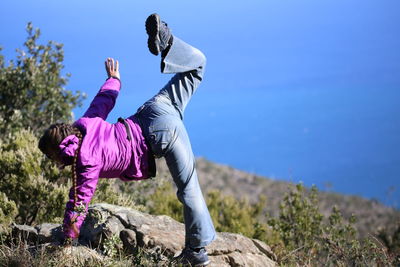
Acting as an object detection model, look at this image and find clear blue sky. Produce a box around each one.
[1,0,399,207]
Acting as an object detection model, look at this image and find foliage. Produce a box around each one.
[0,23,85,138]
[268,183,398,266]
[378,223,400,263]
[0,129,69,226]
[92,179,140,211]
[102,233,123,258]
[112,174,171,214]
[268,184,323,262]
[146,180,183,223]
[206,190,269,240]
[0,192,17,234]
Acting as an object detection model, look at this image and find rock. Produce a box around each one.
[12,223,38,243]
[86,203,276,266]
[252,238,277,261]
[80,207,125,247]
[35,223,63,244]
[12,223,63,245]
[208,232,277,267]
[11,203,277,266]
[86,203,186,256]
[120,229,137,252]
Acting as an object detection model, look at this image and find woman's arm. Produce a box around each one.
[82,58,121,120]
[62,165,100,241]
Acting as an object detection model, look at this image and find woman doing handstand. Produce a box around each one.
[38,13,215,266]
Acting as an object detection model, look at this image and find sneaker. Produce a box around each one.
[172,247,210,266]
[145,13,172,56]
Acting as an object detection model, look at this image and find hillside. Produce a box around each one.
[139,157,400,239]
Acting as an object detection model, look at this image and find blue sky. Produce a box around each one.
[1,0,400,207]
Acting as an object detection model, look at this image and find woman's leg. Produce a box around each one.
[135,29,216,249]
[137,112,215,248]
[164,116,216,248]
[137,36,206,120]
[161,39,216,247]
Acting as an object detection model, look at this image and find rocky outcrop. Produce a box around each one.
[12,203,277,266]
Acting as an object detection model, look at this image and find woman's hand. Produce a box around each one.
[105,57,120,80]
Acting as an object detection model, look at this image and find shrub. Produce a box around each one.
[146,179,183,223]
[92,179,140,210]
[378,223,400,264]
[269,183,398,266]
[0,192,17,234]
[206,190,267,238]
[0,23,84,138]
[0,129,69,225]
[268,184,323,262]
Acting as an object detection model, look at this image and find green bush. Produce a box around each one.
[0,129,69,225]
[268,184,323,262]
[0,23,84,138]
[146,180,183,223]
[0,192,17,234]
[268,183,398,266]
[0,22,84,228]
[92,179,140,210]
[378,223,400,262]
[206,190,268,239]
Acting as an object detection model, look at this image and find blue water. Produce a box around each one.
[183,86,400,208]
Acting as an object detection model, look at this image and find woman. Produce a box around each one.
[39,13,215,266]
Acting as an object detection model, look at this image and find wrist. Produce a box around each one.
[107,76,121,82]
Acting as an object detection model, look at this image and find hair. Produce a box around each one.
[38,123,82,205]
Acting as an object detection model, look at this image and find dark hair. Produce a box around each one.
[38,123,82,204]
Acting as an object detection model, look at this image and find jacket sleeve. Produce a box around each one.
[62,164,100,240]
[83,77,121,120]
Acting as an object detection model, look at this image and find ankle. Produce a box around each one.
[161,35,173,58]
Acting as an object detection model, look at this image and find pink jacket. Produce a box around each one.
[62,77,151,239]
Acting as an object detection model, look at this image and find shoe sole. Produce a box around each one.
[145,13,160,56]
